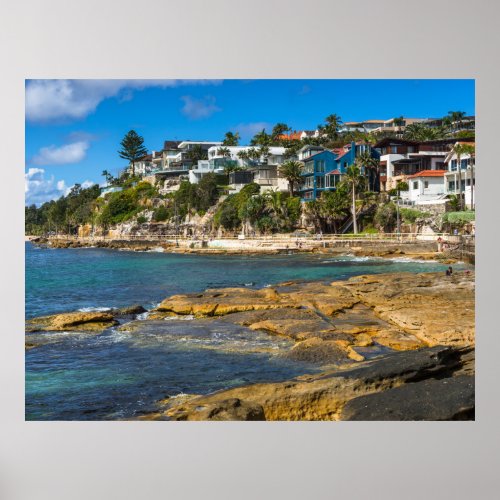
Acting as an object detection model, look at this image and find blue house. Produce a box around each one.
[300,142,380,201]
[299,149,340,200]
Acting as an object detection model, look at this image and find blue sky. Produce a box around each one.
[25,79,475,206]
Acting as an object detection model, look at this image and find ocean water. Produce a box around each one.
[25,242,465,420]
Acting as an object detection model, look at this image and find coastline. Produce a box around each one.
[26,269,475,420]
[28,236,462,263]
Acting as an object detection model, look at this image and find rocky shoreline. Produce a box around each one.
[29,236,459,263]
[26,270,475,420]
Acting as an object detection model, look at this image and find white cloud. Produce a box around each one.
[32,141,90,166]
[25,168,69,206]
[26,79,222,122]
[234,122,273,138]
[25,168,96,206]
[180,95,221,120]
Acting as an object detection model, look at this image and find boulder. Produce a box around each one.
[26,311,118,332]
[340,375,474,421]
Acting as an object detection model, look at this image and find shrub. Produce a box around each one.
[374,203,397,232]
[99,189,139,226]
[400,208,430,223]
[152,206,170,222]
[136,215,147,224]
[443,211,475,225]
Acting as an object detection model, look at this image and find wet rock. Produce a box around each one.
[26,311,118,332]
[163,346,474,421]
[285,337,361,363]
[340,375,474,421]
[155,287,298,317]
[168,398,266,421]
[113,304,147,316]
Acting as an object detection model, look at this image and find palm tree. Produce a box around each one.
[271,123,291,143]
[393,116,405,133]
[447,111,467,133]
[222,131,240,146]
[250,128,271,147]
[403,122,441,141]
[355,151,379,192]
[342,165,365,234]
[452,143,468,210]
[186,144,208,166]
[217,147,231,158]
[259,145,271,163]
[280,160,303,196]
[318,114,343,142]
[237,149,251,167]
[101,170,113,186]
[246,147,262,163]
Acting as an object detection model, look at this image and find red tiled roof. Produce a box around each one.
[407,169,448,179]
[336,150,350,160]
[327,169,341,175]
[279,132,303,141]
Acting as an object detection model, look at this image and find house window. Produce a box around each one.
[461,159,468,170]
[303,161,314,174]
[413,181,418,189]
[424,181,429,188]
[449,181,455,191]
[451,159,457,171]
[316,160,325,173]
[316,176,325,188]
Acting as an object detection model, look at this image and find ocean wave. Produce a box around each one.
[386,257,440,264]
[163,314,195,321]
[78,306,112,312]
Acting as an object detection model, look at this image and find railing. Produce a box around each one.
[48,232,467,244]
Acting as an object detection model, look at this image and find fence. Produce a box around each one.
[48,232,471,245]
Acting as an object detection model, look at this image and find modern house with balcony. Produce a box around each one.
[207,145,288,192]
[341,117,426,137]
[443,142,475,209]
[374,137,473,191]
[299,149,340,201]
[299,142,380,201]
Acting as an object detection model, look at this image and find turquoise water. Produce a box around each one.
[25,242,464,420]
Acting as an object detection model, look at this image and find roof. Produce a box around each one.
[407,170,448,179]
[327,169,341,175]
[177,141,223,148]
[163,140,181,150]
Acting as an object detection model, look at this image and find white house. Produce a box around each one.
[189,160,225,184]
[206,145,288,192]
[404,170,447,205]
[443,142,475,209]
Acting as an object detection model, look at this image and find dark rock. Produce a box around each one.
[114,304,147,316]
[332,345,472,383]
[341,375,475,421]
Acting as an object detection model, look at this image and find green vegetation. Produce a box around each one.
[400,208,431,223]
[25,184,101,235]
[442,211,475,224]
[214,184,301,234]
[118,130,148,176]
[374,203,397,232]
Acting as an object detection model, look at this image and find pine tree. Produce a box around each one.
[118,130,147,176]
